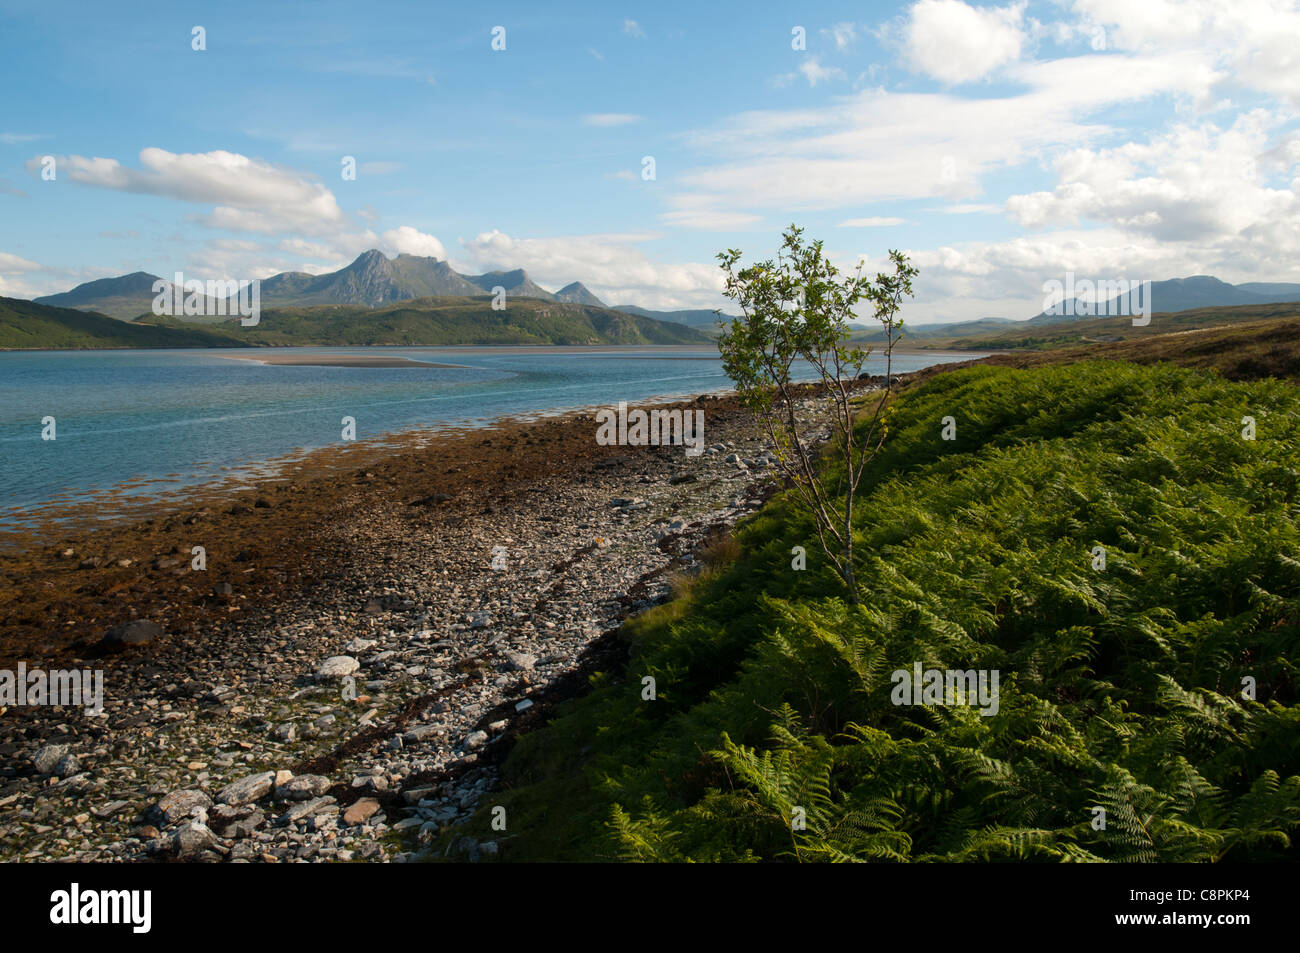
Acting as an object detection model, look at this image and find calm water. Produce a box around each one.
[0,346,980,531]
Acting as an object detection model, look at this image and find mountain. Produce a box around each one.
[0,296,247,349]
[1028,275,1300,323]
[613,304,736,329]
[33,251,571,318]
[852,316,1019,342]
[35,271,165,320]
[463,268,556,302]
[1236,282,1300,297]
[555,282,606,307]
[138,296,711,346]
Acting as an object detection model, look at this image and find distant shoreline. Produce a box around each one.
[211,353,469,368]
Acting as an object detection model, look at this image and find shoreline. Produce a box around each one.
[0,383,858,862]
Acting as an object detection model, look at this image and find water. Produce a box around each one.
[0,346,980,533]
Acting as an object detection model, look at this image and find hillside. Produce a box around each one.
[139,295,711,346]
[882,301,1300,352]
[464,347,1300,862]
[0,296,246,349]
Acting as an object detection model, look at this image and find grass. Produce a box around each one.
[443,358,1300,862]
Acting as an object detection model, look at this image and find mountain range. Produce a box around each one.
[1026,275,1300,323]
[30,253,1300,337]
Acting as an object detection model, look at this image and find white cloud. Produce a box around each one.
[659,194,763,230]
[460,230,724,309]
[774,56,847,88]
[0,251,41,273]
[0,132,48,144]
[1072,0,1300,108]
[623,19,645,38]
[824,22,858,50]
[902,0,1028,84]
[582,113,642,127]
[27,148,345,235]
[381,226,448,260]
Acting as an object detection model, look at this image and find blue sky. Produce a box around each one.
[2,0,1299,322]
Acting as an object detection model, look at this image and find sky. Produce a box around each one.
[1,0,1299,323]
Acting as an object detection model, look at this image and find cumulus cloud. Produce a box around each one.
[381,226,447,259]
[1072,0,1300,108]
[459,230,724,309]
[26,148,345,235]
[902,0,1028,83]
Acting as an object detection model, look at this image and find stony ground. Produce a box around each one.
[0,394,838,863]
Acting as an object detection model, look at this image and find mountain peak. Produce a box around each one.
[349,249,391,267]
[555,281,607,308]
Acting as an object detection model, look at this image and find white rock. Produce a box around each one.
[317,656,360,678]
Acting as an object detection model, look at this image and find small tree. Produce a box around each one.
[716,225,917,603]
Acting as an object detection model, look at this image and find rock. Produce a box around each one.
[504,652,536,672]
[343,797,380,825]
[669,474,697,485]
[172,821,217,857]
[465,612,492,629]
[278,796,337,826]
[92,800,131,819]
[53,753,82,778]
[32,744,69,775]
[212,582,234,597]
[515,699,534,712]
[101,619,163,647]
[254,497,273,508]
[273,723,297,743]
[216,771,275,806]
[345,638,378,653]
[317,656,359,678]
[276,774,331,802]
[274,770,294,786]
[402,725,441,744]
[153,789,213,826]
[463,730,489,750]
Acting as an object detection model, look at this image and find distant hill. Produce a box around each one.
[1027,275,1300,324]
[555,282,605,307]
[910,300,1300,352]
[0,296,246,349]
[136,296,711,347]
[613,304,737,330]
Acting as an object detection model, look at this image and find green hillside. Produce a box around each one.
[0,296,245,349]
[140,296,711,346]
[467,359,1300,861]
[880,301,1300,351]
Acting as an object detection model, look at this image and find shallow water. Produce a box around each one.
[0,346,980,528]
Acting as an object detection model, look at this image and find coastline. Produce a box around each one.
[0,383,857,862]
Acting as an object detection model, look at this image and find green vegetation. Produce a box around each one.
[480,360,1300,861]
[140,296,710,346]
[0,293,710,349]
[0,296,243,349]
[864,301,1300,352]
[717,226,916,601]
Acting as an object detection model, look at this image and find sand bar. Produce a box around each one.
[215,353,468,368]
